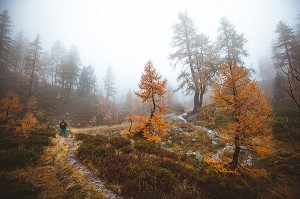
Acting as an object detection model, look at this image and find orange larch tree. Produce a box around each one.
[0,91,22,122]
[16,112,38,133]
[122,60,168,141]
[212,61,273,170]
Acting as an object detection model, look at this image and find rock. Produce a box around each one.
[193,151,202,160]
[164,114,187,123]
[191,138,196,142]
[280,150,294,157]
[186,150,202,160]
[169,126,184,133]
[186,150,193,156]
[180,140,184,145]
[212,141,218,145]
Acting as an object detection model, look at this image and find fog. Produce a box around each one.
[1,0,299,99]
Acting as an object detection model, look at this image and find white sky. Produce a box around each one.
[1,0,299,99]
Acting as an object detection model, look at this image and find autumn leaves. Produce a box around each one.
[122,61,169,142]
[0,92,38,133]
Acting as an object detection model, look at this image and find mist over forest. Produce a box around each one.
[0,0,299,198]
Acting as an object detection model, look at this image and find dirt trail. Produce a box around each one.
[66,137,121,199]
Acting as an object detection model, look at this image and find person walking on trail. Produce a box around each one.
[60,119,67,137]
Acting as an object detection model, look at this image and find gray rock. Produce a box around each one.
[212,141,218,145]
[280,150,294,157]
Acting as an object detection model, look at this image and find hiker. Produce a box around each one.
[60,119,67,137]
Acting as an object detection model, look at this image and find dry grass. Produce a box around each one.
[2,133,107,199]
[72,123,129,136]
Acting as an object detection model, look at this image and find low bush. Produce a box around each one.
[76,133,261,198]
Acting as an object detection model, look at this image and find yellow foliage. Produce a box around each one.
[122,61,169,141]
[204,158,240,175]
[212,61,274,150]
[16,112,38,133]
[0,91,23,121]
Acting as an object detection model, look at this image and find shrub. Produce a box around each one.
[109,136,131,149]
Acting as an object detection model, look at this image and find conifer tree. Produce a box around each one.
[0,10,13,71]
[122,60,168,141]
[0,91,22,122]
[24,34,42,96]
[212,61,273,170]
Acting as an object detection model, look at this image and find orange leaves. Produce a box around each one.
[16,112,38,133]
[0,91,39,133]
[0,91,22,121]
[135,60,167,102]
[212,61,273,148]
[122,60,169,142]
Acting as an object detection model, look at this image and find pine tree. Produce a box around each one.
[0,10,13,72]
[122,60,168,141]
[212,61,273,170]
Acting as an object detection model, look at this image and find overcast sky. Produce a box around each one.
[1,0,299,99]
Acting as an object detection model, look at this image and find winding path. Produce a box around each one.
[66,137,121,199]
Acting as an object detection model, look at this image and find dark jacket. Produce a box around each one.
[60,121,67,129]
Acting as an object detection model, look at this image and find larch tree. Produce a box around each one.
[103,65,116,100]
[0,91,22,122]
[211,61,273,170]
[170,12,217,114]
[217,17,248,64]
[50,40,65,86]
[0,10,13,72]
[24,34,42,96]
[272,20,300,108]
[122,60,168,142]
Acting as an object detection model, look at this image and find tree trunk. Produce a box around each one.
[191,88,200,114]
[228,145,240,170]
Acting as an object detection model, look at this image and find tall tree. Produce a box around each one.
[272,20,300,108]
[122,61,168,141]
[50,40,65,86]
[258,56,274,81]
[103,65,116,100]
[0,10,13,72]
[170,12,217,114]
[212,61,273,170]
[217,17,248,64]
[24,34,42,96]
[11,30,27,74]
[78,66,89,96]
[61,46,80,103]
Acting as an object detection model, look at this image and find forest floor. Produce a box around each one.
[1,120,299,198]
